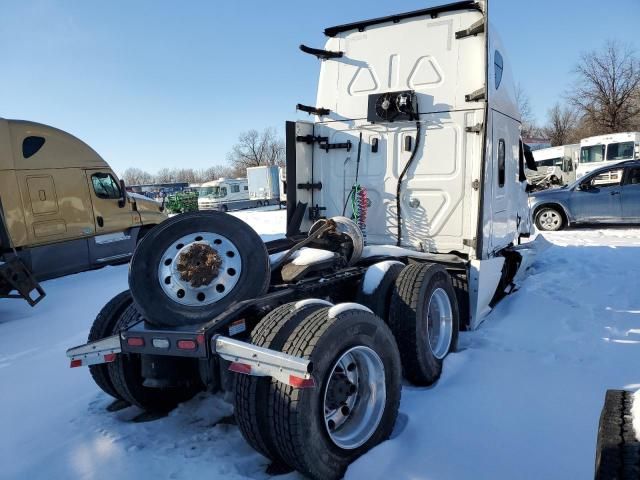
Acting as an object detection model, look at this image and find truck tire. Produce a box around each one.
[129,211,270,327]
[270,306,402,480]
[87,290,133,399]
[388,263,459,386]
[595,390,640,479]
[355,261,405,321]
[450,272,470,331]
[233,300,329,463]
[108,303,202,412]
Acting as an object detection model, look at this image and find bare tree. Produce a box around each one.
[226,127,285,176]
[543,103,579,146]
[122,167,153,185]
[569,40,640,133]
[515,83,538,137]
[202,165,236,182]
[154,168,175,183]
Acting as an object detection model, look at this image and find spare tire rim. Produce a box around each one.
[426,287,453,360]
[158,232,242,307]
[323,346,386,450]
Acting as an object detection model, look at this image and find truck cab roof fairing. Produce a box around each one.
[323,1,482,37]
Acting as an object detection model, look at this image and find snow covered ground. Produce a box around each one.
[1,208,639,480]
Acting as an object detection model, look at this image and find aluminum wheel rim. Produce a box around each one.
[323,346,386,450]
[426,287,453,360]
[158,232,241,306]
[539,210,561,230]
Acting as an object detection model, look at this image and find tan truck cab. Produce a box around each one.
[0,118,167,293]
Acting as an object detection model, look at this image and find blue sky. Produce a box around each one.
[1,0,638,174]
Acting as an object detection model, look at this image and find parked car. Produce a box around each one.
[530,160,640,231]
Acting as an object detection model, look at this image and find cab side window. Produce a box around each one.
[625,167,640,185]
[22,136,46,158]
[498,139,506,188]
[231,184,240,193]
[588,168,623,188]
[494,51,504,89]
[91,173,121,199]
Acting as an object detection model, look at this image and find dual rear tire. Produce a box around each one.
[87,292,201,412]
[356,261,460,386]
[234,303,402,480]
[234,262,460,479]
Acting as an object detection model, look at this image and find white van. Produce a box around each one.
[198,178,249,211]
[578,132,640,179]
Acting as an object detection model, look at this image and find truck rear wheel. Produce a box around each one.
[233,300,329,464]
[108,303,202,412]
[355,261,404,321]
[270,306,402,480]
[389,263,459,386]
[129,211,270,327]
[87,290,133,399]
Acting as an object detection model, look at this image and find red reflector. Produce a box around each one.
[104,353,117,363]
[228,362,252,375]
[289,375,316,389]
[177,339,197,350]
[196,334,205,345]
[127,337,145,347]
[70,359,82,368]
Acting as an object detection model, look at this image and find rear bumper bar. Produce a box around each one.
[66,332,315,388]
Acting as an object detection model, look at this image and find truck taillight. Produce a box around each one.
[127,337,145,347]
[177,339,197,350]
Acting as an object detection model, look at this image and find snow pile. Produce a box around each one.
[291,248,335,266]
[328,303,373,318]
[347,228,640,480]
[270,247,336,266]
[361,261,404,294]
[2,213,640,480]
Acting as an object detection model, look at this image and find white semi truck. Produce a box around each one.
[67,2,541,479]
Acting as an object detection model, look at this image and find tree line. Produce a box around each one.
[122,127,285,186]
[520,40,640,146]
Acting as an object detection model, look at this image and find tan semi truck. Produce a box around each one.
[0,118,167,304]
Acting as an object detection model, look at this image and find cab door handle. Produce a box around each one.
[97,216,104,227]
[610,191,620,196]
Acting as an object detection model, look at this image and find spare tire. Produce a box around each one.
[129,211,270,327]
